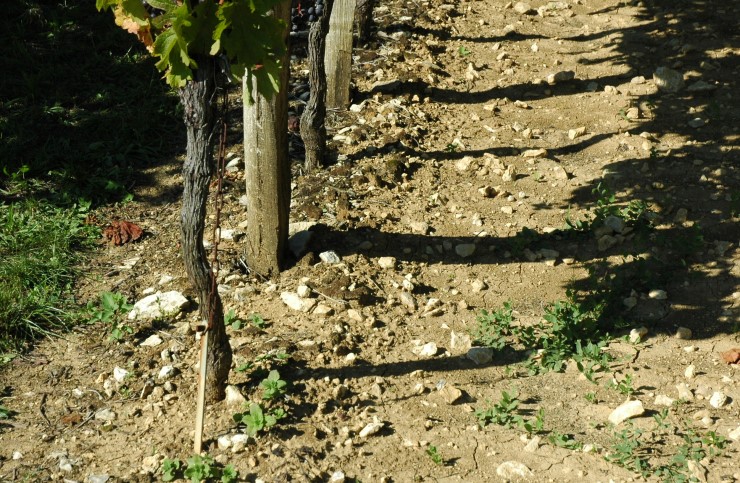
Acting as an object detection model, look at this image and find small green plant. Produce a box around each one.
[521,408,545,435]
[249,313,267,329]
[162,458,181,482]
[472,302,515,350]
[87,292,133,341]
[162,455,238,483]
[584,392,597,404]
[233,403,286,437]
[224,309,242,330]
[260,370,287,400]
[548,432,583,450]
[607,374,635,396]
[458,45,471,57]
[426,445,443,465]
[445,142,460,153]
[476,389,522,429]
[255,350,290,365]
[574,339,612,382]
[0,405,13,419]
[605,423,650,477]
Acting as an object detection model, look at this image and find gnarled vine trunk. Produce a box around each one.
[179,56,232,403]
[301,0,334,172]
[354,0,375,44]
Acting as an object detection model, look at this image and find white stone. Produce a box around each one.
[12,451,22,460]
[140,334,163,347]
[113,367,129,382]
[629,327,648,343]
[521,148,548,158]
[655,395,675,406]
[377,256,396,269]
[95,408,117,422]
[158,275,174,286]
[728,425,740,441]
[280,292,304,311]
[128,291,189,321]
[496,461,533,478]
[218,435,232,450]
[675,327,693,340]
[608,400,645,425]
[225,385,246,408]
[450,331,472,352]
[568,126,586,140]
[455,156,474,171]
[296,284,312,298]
[653,67,684,93]
[329,471,346,483]
[59,457,74,472]
[709,391,728,408]
[158,365,175,380]
[413,342,438,358]
[604,215,625,234]
[467,347,494,365]
[231,434,250,453]
[684,365,696,379]
[359,419,384,438]
[319,251,341,264]
[546,71,576,84]
[455,243,476,258]
[648,289,668,300]
[676,383,694,400]
[524,435,541,452]
[410,221,429,234]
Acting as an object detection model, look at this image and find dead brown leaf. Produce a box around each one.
[61,412,83,426]
[103,220,144,246]
[720,348,740,364]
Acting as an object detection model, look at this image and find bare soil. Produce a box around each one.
[1,0,739,481]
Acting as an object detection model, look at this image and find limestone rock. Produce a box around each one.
[128,291,189,321]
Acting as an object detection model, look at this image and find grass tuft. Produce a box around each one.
[0,200,96,354]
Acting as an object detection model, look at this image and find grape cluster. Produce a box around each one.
[291,0,325,32]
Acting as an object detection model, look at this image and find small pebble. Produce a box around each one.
[675,327,693,339]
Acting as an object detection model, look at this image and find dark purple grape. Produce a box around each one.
[315,5,323,15]
[308,14,316,22]
[307,6,315,15]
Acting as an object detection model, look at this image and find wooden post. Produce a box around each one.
[242,0,292,277]
[324,0,355,109]
[193,327,209,453]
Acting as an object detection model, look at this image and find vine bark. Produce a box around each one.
[179,56,232,403]
[301,0,333,172]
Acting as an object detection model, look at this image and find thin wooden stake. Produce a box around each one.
[193,325,209,454]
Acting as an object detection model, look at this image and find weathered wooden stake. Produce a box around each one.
[193,327,209,453]
[325,0,355,109]
[243,0,292,277]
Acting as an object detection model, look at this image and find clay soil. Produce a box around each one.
[1,0,738,481]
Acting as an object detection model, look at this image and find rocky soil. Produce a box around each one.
[1,0,738,481]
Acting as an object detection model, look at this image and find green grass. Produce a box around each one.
[0,200,97,354]
[0,2,183,356]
